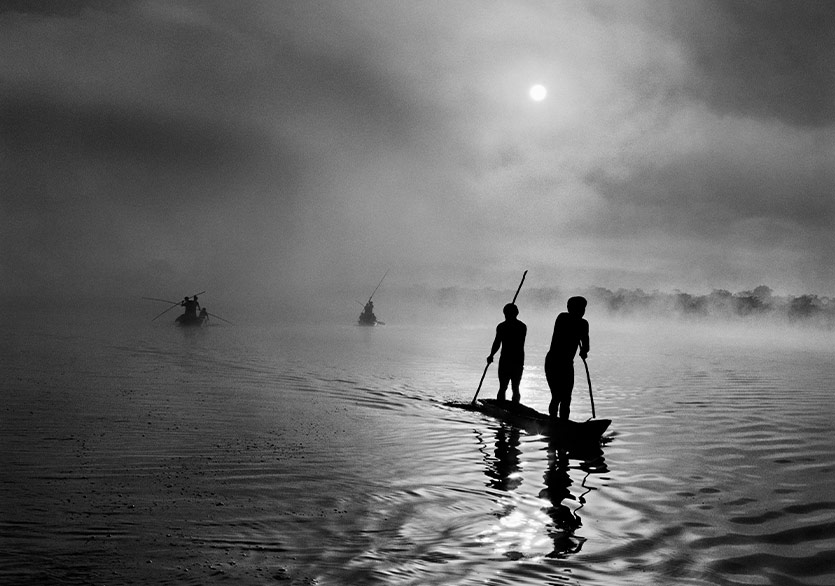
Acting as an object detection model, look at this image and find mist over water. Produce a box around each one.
[3,2,832,580]
[2,306,833,585]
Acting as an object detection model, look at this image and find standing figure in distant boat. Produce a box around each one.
[487,303,527,403]
[181,295,200,319]
[545,296,589,421]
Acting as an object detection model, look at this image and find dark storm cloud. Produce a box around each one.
[0,84,300,295]
[587,147,834,235]
[662,0,835,126]
[0,0,124,17]
[0,1,449,307]
[1,90,277,186]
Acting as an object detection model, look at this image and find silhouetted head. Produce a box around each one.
[567,296,587,316]
[503,303,519,319]
[184,297,189,301]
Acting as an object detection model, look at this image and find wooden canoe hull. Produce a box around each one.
[175,314,206,327]
[456,399,611,440]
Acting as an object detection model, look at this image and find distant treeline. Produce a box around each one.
[582,286,834,326]
[401,284,834,328]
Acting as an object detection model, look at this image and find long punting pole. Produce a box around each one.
[142,296,179,304]
[152,302,181,321]
[367,270,389,303]
[471,270,527,405]
[582,356,596,419]
[511,270,526,304]
[207,312,234,325]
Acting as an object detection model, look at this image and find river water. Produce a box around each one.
[1,311,834,585]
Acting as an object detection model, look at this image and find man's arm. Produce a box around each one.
[579,320,589,359]
[487,325,502,363]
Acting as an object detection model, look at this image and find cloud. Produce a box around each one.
[1,0,832,313]
[664,0,835,126]
[0,0,125,17]
[0,1,462,304]
[587,109,834,231]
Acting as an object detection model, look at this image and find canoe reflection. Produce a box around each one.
[479,423,608,558]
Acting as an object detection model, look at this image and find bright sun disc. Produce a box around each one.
[529,84,547,101]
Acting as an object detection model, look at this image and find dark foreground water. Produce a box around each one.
[1,312,834,585]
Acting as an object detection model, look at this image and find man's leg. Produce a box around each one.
[546,367,560,417]
[510,367,522,403]
[497,371,510,401]
[558,364,575,421]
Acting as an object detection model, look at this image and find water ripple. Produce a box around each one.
[2,320,834,585]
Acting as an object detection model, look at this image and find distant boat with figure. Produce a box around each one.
[357,270,388,326]
[358,301,378,326]
[142,292,232,327]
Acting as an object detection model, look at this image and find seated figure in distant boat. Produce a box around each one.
[487,303,527,403]
[199,307,209,323]
[545,296,589,420]
[358,300,376,325]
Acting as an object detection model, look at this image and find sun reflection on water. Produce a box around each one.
[478,503,557,560]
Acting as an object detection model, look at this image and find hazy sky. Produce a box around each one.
[2,0,833,311]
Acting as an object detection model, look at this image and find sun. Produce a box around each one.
[529,84,547,102]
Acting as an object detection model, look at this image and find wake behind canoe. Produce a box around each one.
[447,398,611,440]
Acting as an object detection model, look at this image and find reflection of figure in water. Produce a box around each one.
[485,424,522,493]
[181,295,200,318]
[545,296,589,420]
[541,448,584,557]
[480,422,606,559]
[486,303,527,403]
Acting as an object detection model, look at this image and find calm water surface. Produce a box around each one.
[1,313,834,585]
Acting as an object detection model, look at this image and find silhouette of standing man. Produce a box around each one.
[181,296,200,318]
[487,303,527,403]
[545,296,589,420]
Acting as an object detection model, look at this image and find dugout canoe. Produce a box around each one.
[175,314,206,327]
[451,398,611,440]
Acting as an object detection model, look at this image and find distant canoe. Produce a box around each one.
[175,314,206,327]
[357,314,385,326]
[450,399,611,440]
